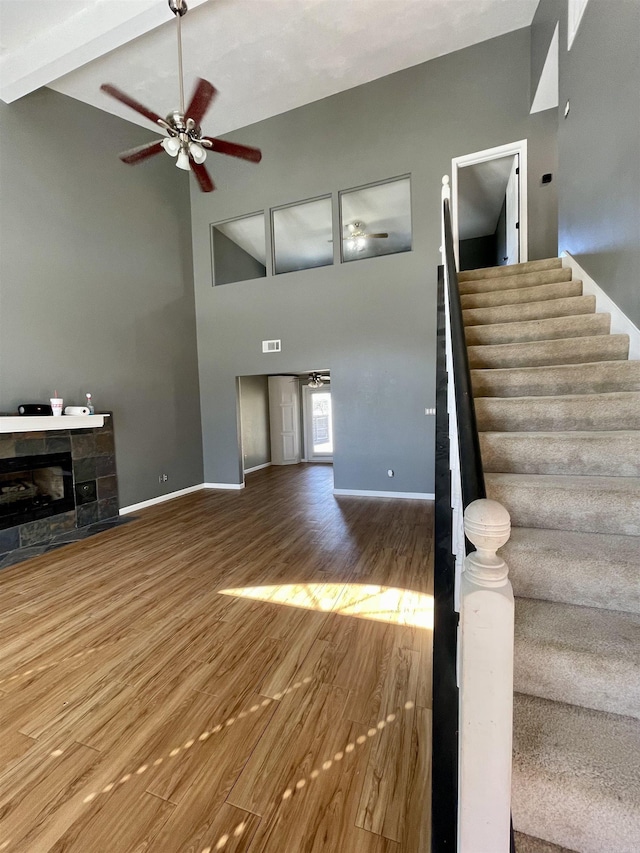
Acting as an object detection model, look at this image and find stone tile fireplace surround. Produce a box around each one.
[0,414,120,565]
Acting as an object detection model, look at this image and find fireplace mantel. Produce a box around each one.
[0,414,109,434]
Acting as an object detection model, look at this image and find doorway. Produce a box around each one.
[237,371,333,486]
[451,140,527,271]
[303,384,334,462]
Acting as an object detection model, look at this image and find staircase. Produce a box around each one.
[459,257,640,853]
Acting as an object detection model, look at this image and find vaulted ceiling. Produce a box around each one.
[0,0,538,136]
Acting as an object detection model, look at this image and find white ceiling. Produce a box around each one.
[0,0,539,136]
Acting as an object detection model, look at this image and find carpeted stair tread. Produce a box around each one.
[459,267,572,295]
[480,430,640,476]
[464,312,610,346]
[514,598,640,718]
[458,257,562,281]
[468,333,629,369]
[503,527,640,613]
[485,472,640,535]
[472,359,640,397]
[513,696,640,852]
[475,390,640,432]
[463,294,596,328]
[460,280,583,310]
[512,693,640,853]
[514,833,578,853]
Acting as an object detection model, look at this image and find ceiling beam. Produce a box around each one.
[0,0,208,104]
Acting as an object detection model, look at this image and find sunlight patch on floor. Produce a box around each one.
[218,583,433,629]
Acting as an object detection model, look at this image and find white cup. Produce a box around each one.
[50,397,63,416]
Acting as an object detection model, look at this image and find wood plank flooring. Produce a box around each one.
[0,464,433,852]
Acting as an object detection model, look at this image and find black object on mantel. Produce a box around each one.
[18,404,53,416]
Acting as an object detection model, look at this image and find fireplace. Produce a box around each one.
[0,452,74,530]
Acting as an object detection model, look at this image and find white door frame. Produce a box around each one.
[451,139,528,270]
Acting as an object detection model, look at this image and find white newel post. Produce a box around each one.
[459,499,514,853]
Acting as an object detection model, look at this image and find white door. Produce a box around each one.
[505,154,520,265]
[303,386,333,462]
[268,376,301,465]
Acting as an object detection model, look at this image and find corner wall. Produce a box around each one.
[533,0,640,327]
[0,89,203,507]
[190,28,557,493]
[239,375,271,470]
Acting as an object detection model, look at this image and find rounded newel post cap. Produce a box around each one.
[464,499,511,553]
[442,175,450,186]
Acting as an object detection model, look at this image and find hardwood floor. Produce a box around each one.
[0,464,433,852]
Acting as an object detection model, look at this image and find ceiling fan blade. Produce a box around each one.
[202,137,262,163]
[191,160,215,193]
[119,140,165,164]
[185,78,217,125]
[100,84,164,126]
[365,233,389,239]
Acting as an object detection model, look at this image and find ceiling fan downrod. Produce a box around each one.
[169,0,188,114]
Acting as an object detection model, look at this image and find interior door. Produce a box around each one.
[268,376,300,465]
[505,154,520,265]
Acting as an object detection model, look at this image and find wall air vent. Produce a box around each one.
[262,339,282,353]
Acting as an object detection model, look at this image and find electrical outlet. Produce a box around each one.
[425,407,436,416]
[159,473,168,483]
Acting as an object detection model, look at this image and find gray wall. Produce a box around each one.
[558,0,640,326]
[0,89,203,507]
[190,28,558,493]
[239,375,271,470]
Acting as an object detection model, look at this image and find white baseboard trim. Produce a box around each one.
[562,251,640,359]
[203,482,245,490]
[120,484,205,515]
[333,488,435,500]
[243,462,272,474]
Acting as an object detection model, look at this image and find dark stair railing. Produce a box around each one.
[432,176,515,853]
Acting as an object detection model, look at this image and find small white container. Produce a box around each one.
[50,397,63,416]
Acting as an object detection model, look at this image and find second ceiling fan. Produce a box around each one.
[101,0,261,192]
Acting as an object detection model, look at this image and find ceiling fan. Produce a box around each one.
[100,0,261,192]
[345,221,389,251]
[307,373,330,388]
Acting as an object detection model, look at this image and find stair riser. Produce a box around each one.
[468,335,628,369]
[475,394,640,432]
[461,280,582,310]
[459,268,572,296]
[458,257,562,282]
[508,552,640,613]
[485,481,640,535]
[512,763,639,853]
[464,313,610,346]
[463,295,596,327]
[472,361,640,397]
[514,642,640,720]
[480,432,640,477]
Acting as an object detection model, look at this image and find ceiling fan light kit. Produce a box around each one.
[100,0,261,192]
[345,221,389,252]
